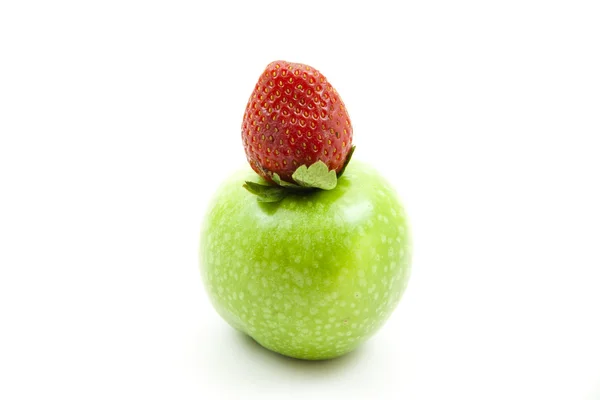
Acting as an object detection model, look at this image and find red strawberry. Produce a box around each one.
[242,60,353,184]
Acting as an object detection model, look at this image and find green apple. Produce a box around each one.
[200,161,412,360]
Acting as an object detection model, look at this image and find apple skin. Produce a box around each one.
[200,161,412,360]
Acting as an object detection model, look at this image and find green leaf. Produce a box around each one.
[243,159,342,203]
[243,181,287,202]
[337,145,356,178]
[291,160,337,190]
[271,173,305,189]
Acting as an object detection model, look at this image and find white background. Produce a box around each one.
[1,1,599,399]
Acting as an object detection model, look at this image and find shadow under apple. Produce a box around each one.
[234,329,371,377]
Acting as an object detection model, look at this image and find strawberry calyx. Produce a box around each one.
[243,145,355,203]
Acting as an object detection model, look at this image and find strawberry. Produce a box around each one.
[242,60,354,184]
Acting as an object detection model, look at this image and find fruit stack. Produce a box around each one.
[200,61,412,360]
